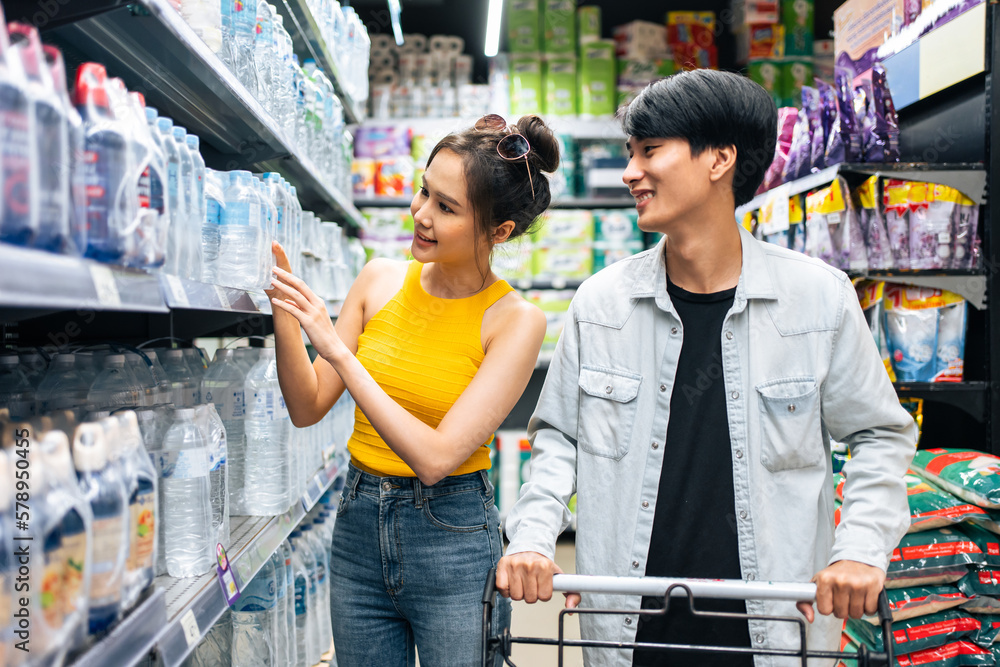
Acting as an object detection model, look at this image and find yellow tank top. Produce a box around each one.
[347,260,515,477]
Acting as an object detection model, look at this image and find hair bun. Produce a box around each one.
[513,115,560,174]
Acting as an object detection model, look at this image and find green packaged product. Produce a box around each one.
[962,594,1000,614]
[544,57,578,116]
[508,0,541,53]
[961,525,1000,567]
[593,242,643,272]
[862,586,970,624]
[544,0,576,54]
[747,59,782,108]
[578,5,601,45]
[782,0,814,56]
[912,450,1000,510]
[579,40,616,116]
[593,209,641,243]
[781,59,813,108]
[510,56,544,116]
[887,528,984,589]
[847,610,983,655]
[958,568,1000,598]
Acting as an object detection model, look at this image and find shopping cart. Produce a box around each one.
[481,568,894,666]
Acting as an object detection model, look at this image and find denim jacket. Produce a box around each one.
[505,226,916,667]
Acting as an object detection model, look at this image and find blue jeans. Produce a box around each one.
[329,463,511,666]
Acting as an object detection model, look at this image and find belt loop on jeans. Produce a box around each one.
[347,465,362,500]
[413,477,424,509]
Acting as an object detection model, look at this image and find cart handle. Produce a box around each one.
[551,574,817,602]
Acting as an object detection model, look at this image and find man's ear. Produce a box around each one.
[493,220,516,244]
[708,145,738,183]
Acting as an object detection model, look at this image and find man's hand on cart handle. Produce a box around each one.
[797,560,886,623]
[496,552,581,608]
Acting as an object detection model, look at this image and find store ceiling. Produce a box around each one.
[353,0,840,82]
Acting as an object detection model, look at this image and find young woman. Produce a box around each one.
[266,114,558,665]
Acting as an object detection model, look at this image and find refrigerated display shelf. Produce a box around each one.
[272,0,364,124]
[46,0,364,228]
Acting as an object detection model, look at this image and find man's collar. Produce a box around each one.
[630,224,778,303]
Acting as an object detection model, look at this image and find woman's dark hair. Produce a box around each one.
[426,114,559,271]
[618,69,778,207]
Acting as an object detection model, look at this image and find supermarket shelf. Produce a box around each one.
[353,116,625,142]
[0,244,168,313]
[48,0,364,228]
[272,0,364,124]
[154,454,344,667]
[893,381,989,421]
[552,197,635,209]
[852,269,987,310]
[736,162,987,219]
[880,2,987,110]
[69,588,166,667]
[512,278,586,291]
[160,274,265,314]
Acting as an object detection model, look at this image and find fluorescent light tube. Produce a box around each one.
[484,0,503,57]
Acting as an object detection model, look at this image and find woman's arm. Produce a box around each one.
[266,242,367,428]
[270,266,547,486]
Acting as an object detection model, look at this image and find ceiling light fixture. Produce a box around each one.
[388,0,403,46]
[484,0,503,57]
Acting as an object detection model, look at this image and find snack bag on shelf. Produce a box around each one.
[959,525,1000,567]
[958,567,1000,598]
[816,78,845,165]
[936,299,967,382]
[885,528,983,588]
[904,471,988,533]
[805,185,836,264]
[883,285,960,382]
[789,194,806,254]
[910,183,957,270]
[802,85,825,171]
[856,280,895,380]
[833,67,861,162]
[884,179,912,268]
[805,178,866,270]
[781,108,812,182]
[351,159,376,198]
[870,63,901,163]
[911,450,1000,510]
[853,176,894,269]
[759,107,798,193]
[952,193,980,269]
[847,609,983,654]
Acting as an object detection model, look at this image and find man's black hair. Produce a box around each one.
[618,69,778,207]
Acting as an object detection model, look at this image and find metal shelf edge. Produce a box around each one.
[68,588,167,667]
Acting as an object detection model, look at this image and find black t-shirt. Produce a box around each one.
[632,278,752,667]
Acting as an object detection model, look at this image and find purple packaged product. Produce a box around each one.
[910,185,956,270]
[805,213,835,264]
[903,0,922,26]
[883,179,912,269]
[952,196,980,269]
[781,109,812,183]
[353,124,412,159]
[802,86,825,172]
[816,78,845,166]
[834,68,861,162]
[760,107,799,193]
[852,176,894,269]
[869,64,900,163]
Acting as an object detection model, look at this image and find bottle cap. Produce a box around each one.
[157,117,174,133]
[41,430,75,481]
[99,416,123,459]
[172,125,186,140]
[145,106,158,122]
[73,62,109,108]
[104,353,125,367]
[258,348,276,359]
[164,349,184,360]
[186,134,199,149]
[174,407,196,420]
[131,91,145,107]
[214,349,234,361]
[73,422,109,472]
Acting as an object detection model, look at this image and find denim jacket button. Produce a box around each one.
[731,391,740,400]
[381,481,391,492]
[735,449,743,459]
[605,385,613,394]
[788,404,796,413]
[632,560,640,569]
[739,510,748,520]
[659,384,666,392]
[747,573,755,581]
[625,617,633,626]
[651,442,659,450]
[671,327,678,335]
[755,634,765,644]
[641,501,649,509]
[726,331,734,340]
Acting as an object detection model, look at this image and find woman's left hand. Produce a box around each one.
[269,266,348,362]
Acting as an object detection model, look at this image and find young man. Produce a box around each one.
[497,70,916,666]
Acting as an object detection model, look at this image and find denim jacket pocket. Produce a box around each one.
[755,377,824,472]
[577,365,642,460]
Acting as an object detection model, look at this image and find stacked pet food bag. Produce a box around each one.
[833,445,1000,663]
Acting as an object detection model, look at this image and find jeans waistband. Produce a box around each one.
[345,462,491,507]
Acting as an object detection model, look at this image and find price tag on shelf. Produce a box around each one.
[179,609,201,648]
[88,265,123,308]
[214,285,232,311]
[163,274,191,308]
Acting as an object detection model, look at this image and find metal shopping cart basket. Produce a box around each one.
[481,568,894,666]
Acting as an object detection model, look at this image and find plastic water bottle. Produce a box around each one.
[44,44,87,256]
[157,116,187,276]
[232,346,259,375]
[0,354,34,418]
[201,168,226,283]
[184,607,232,667]
[87,353,140,412]
[243,348,290,514]
[220,171,263,290]
[72,423,127,635]
[74,63,128,262]
[0,23,35,248]
[10,24,70,255]
[232,556,277,667]
[125,351,158,408]
[279,540,298,666]
[268,549,290,666]
[117,411,158,610]
[179,0,223,54]
[300,522,331,657]
[128,92,167,269]
[195,403,229,548]
[202,348,246,514]
[256,178,277,289]
[18,351,46,391]
[232,0,258,97]
[183,348,207,386]
[218,0,235,69]
[289,530,316,667]
[159,348,199,408]
[40,429,93,653]
[187,135,207,270]
[159,408,213,577]
[255,0,275,110]
[173,126,202,281]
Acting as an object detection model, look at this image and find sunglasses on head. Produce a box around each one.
[475,114,534,200]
